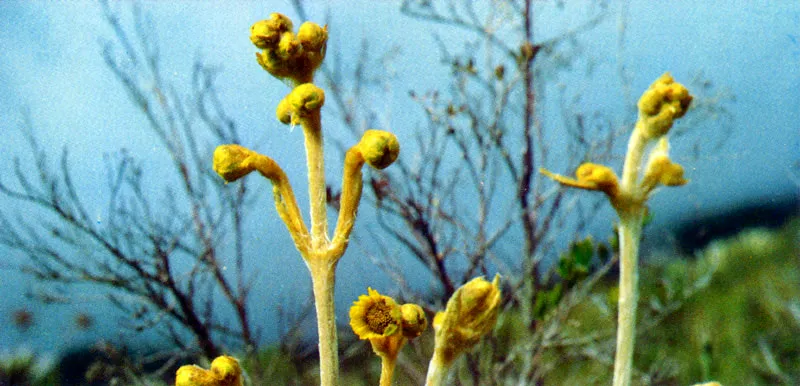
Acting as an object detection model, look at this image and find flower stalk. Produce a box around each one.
[541,73,692,386]
[349,288,427,386]
[207,14,400,386]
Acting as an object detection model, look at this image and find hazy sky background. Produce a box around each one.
[1,1,798,356]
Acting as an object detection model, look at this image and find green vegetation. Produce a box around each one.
[225,218,800,384]
[186,217,795,385]
[542,218,800,385]
[5,218,796,385]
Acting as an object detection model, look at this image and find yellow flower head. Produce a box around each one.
[175,355,243,386]
[349,288,402,340]
[640,137,688,194]
[277,32,302,60]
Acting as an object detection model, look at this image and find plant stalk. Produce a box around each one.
[302,108,338,385]
[309,259,339,386]
[379,355,397,386]
[303,110,329,250]
[425,353,450,386]
[612,211,643,386]
[612,124,649,386]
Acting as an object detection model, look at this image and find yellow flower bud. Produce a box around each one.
[213,145,255,182]
[356,130,400,170]
[575,163,620,195]
[255,50,285,78]
[400,303,428,339]
[636,72,693,138]
[249,13,293,49]
[276,32,302,60]
[175,355,243,386]
[276,98,292,124]
[290,83,325,111]
[297,22,328,52]
[540,163,620,199]
[432,275,501,364]
[275,83,325,125]
[641,137,688,193]
[644,155,687,187]
[297,22,327,72]
[659,161,687,186]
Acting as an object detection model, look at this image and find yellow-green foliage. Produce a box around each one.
[638,219,800,385]
[543,219,800,385]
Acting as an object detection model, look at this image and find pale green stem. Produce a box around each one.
[308,259,339,386]
[425,353,451,386]
[620,121,649,188]
[300,96,338,386]
[612,211,643,386]
[329,148,364,257]
[612,124,650,386]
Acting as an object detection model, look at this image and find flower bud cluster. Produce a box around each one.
[636,72,693,139]
[250,13,328,85]
[540,73,693,211]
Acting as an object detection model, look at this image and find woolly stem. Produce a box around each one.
[379,354,397,386]
[309,259,339,386]
[301,110,329,250]
[612,123,649,386]
[425,352,451,386]
[612,210,643,386]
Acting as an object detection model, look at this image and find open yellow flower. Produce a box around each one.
[349,287,402,340]
[350,289,427,386]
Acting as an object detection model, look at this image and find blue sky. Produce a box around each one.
[1,1,798,355]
